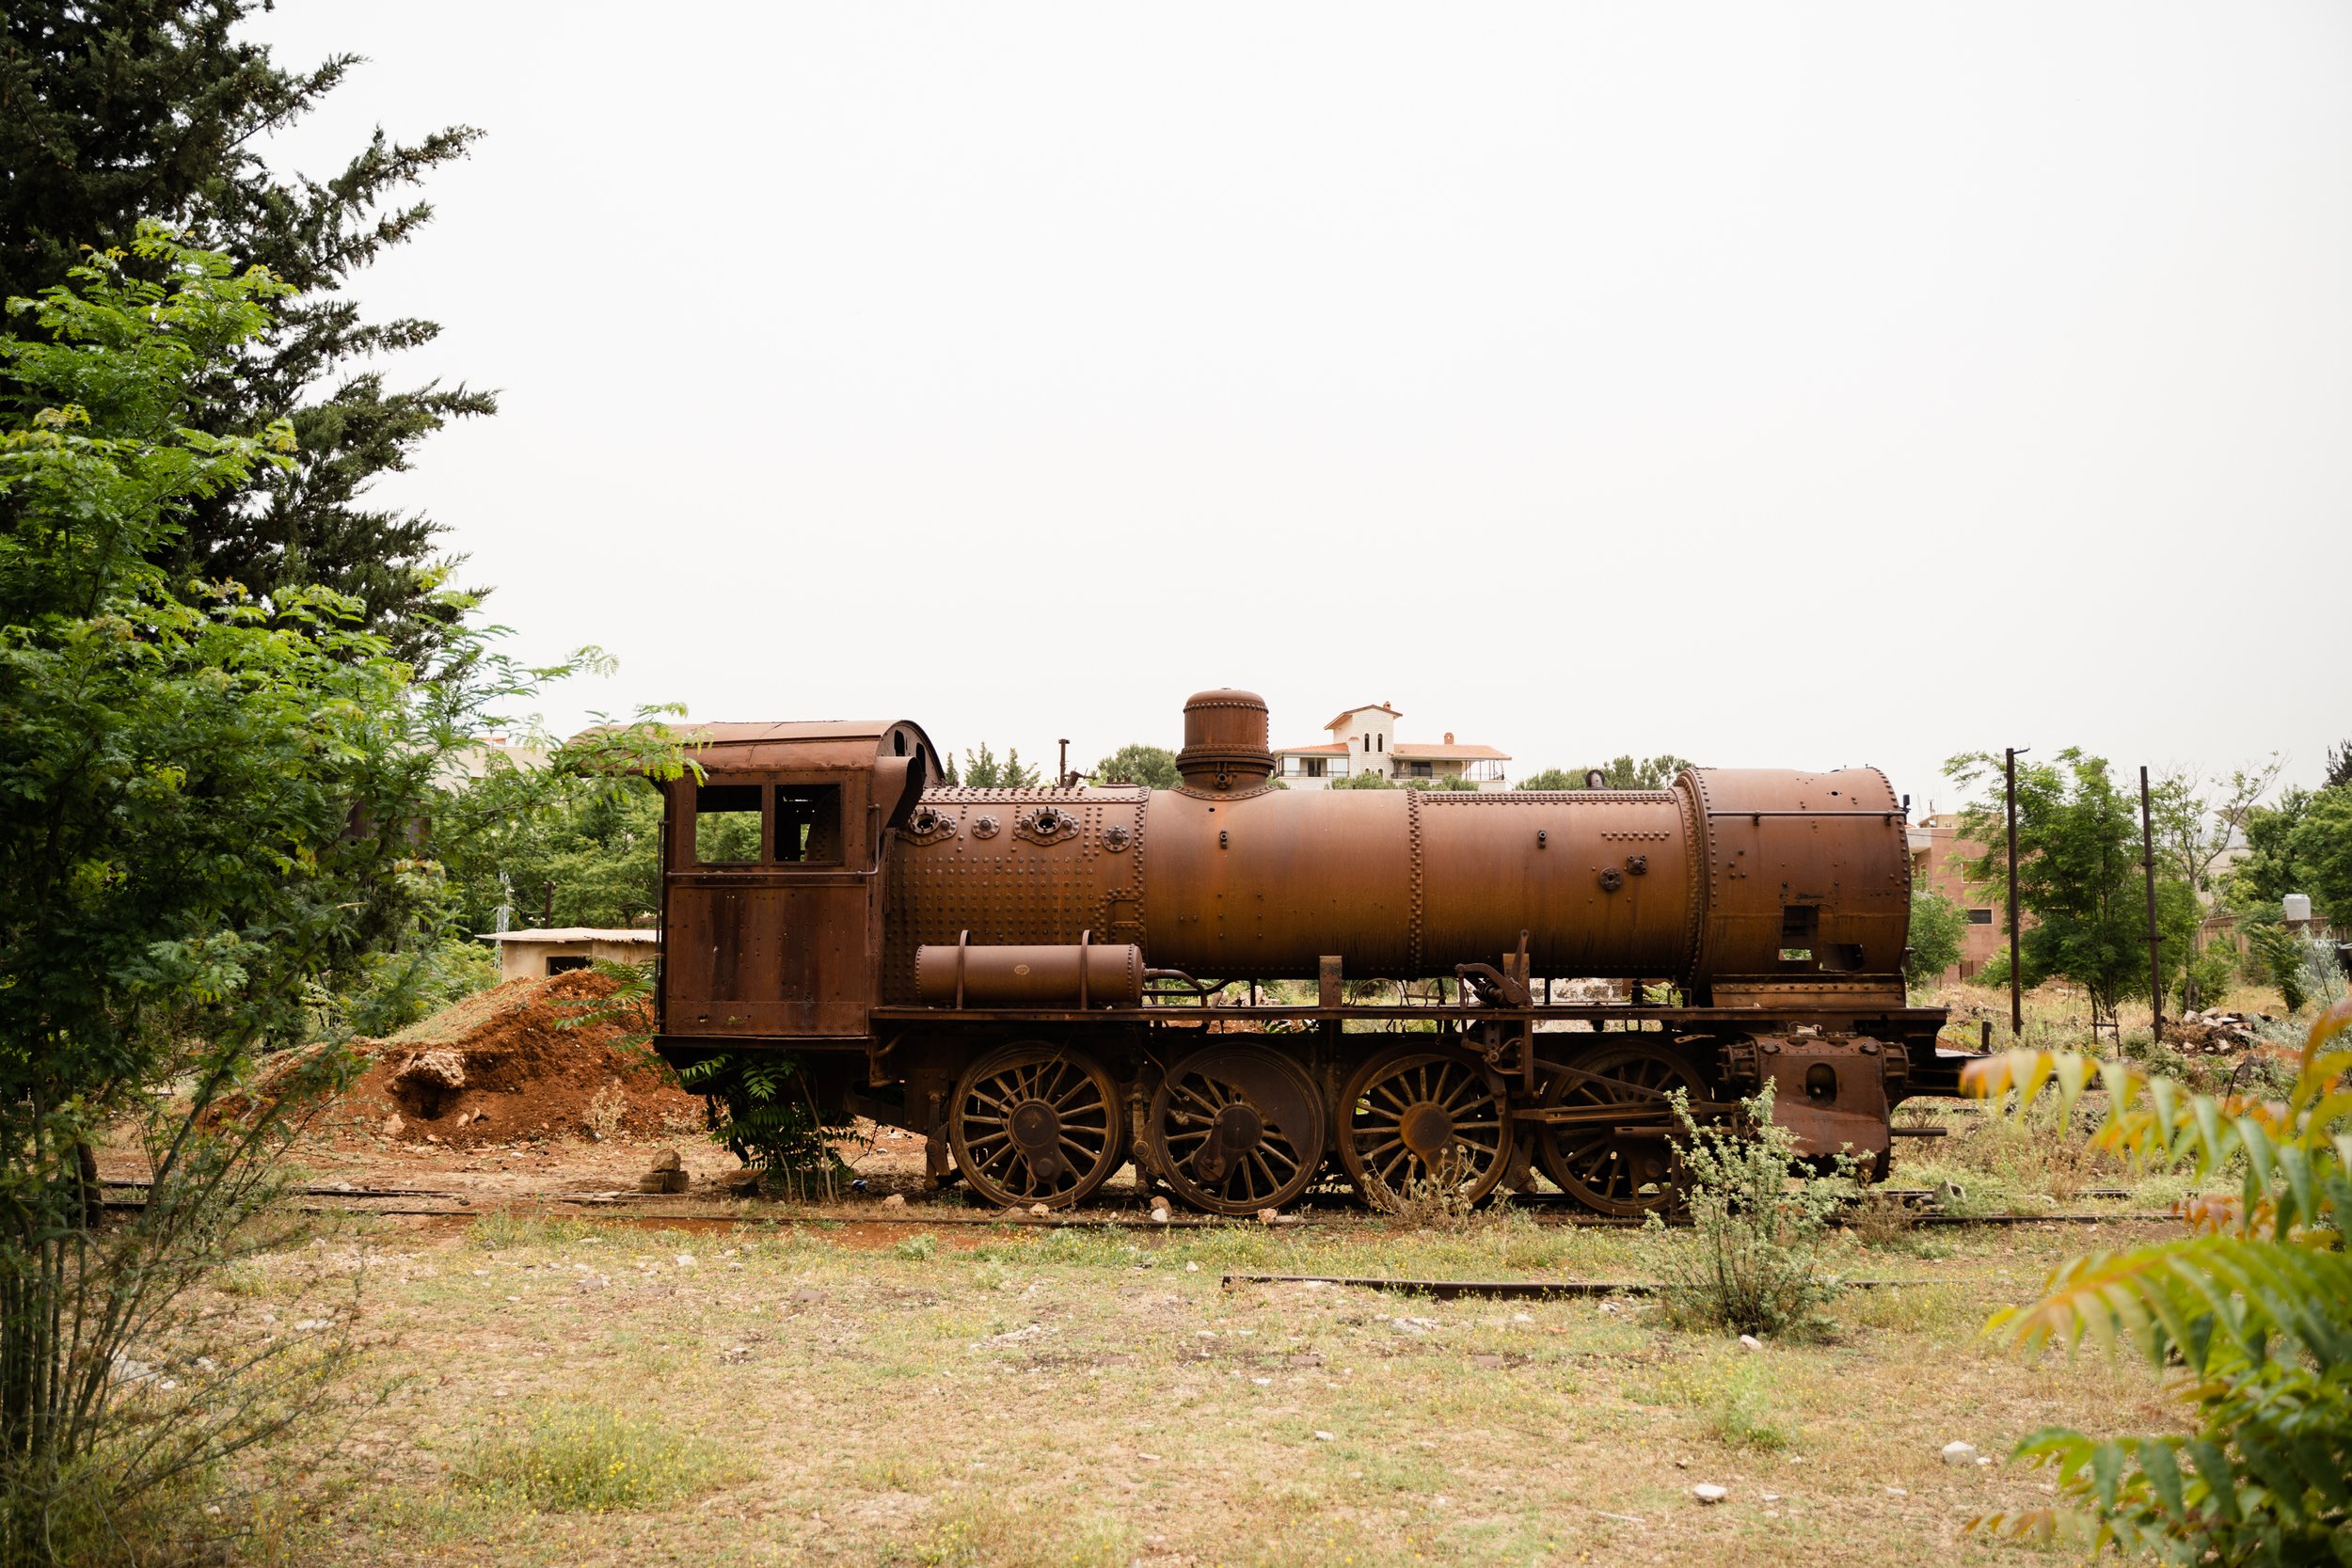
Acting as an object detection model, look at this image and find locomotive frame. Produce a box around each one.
[648,696,1971,1217]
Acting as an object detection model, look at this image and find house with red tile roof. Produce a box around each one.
[1272,702,1512,790]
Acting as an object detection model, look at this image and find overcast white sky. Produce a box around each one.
[244,3,2351,809]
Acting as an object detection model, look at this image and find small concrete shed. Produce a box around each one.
[478,927,659,985]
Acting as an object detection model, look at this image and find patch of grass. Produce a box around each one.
[915,1497,1134,1567]
[1837,1281,1978,1335]
[891,1233,938,1261]
[852,1449,939,1491]
[1629,1354,1796,1450]
[453,1402,740,1513]
[465,1212,599,1251]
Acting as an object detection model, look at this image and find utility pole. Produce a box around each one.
[2006,747,2026,1040]
[2140,766,2164,1044]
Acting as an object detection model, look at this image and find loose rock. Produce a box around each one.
[1692,1484,1728,1504]
[1941,1440,1979,1465]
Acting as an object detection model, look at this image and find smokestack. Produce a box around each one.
[1175,689,1275,793]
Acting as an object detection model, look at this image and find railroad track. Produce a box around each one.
[96,1180,2173,1230]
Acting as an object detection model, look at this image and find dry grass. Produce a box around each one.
[177,1203,2199,1568]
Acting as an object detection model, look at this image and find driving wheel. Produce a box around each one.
[948,1042,1123,1210]
[1148,1043,1327,1215]
[1336,1046,1510,1207]
[1534,1040,1705,1216]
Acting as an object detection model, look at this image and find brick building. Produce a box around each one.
[1907,814,2002,982]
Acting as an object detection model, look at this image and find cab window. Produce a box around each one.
[775,784,843,864]
[692,784,764,864]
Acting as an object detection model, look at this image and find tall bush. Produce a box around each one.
[1645,1084,1854,1336]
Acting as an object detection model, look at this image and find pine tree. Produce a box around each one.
[0,0,489,659]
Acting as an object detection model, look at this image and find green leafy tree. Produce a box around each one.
[2231,788,2315,911]
[1948,749,2201,1028]
[435,765,665,934]
[1519,755,1693,792]
[1517,768,1584,791]
[2231,784,2352,932]
[0,232,680,1560]
[1966,1006,2352,1563]
[1905,888,1967,991]
[2294,788,2352,930]
[2153,761,2283,901]
[0,230,399,1561]
[1089,743,1178,789]
[959,743,1041,788]
[2150,761,2281,1009]
[0,0,490,660]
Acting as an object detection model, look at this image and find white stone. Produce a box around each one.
[1692,1484,1728,1504]
[1313,1431,1335,1442]
[1941,1441,1979,1465]
[1739,1334,1763,1353]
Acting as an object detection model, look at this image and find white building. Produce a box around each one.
[1273,702,1512,790]
[478,927,659,985]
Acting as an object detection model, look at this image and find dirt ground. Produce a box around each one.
[129,976,2261,1565]
[213,1204,2183,1568]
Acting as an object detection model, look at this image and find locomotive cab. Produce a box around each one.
[658,721,938,1042]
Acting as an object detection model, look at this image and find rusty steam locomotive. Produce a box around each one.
[650,689,1964,1216]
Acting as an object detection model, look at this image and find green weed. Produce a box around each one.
[453,1402,739,1513]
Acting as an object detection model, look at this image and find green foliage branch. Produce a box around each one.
[0,229,684,1562]
[1964,1003,2352,1565]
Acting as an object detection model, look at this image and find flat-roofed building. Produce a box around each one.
[479,927,659,985]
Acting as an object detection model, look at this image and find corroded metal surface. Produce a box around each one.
[652,687,1952,1215]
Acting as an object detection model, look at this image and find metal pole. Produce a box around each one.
[1058,738,1071,788]
[2006,748,2024,1039]
[2140,766,2163,1044]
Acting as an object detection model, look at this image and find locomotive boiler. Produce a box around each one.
[651,689,1966,1216]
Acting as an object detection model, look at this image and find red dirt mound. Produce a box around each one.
[327,969,706,1148]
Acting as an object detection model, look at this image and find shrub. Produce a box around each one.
[1645,1082,1854,1336]
[1359,1148,1495,1230]
[674,1051,852,1200]
[1967,1001,2352,1563]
